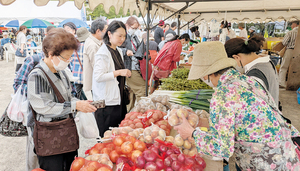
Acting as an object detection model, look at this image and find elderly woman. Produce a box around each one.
[27,28,97,171]
[174,41,300,170]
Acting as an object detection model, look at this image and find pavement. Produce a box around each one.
[0,60,299,171]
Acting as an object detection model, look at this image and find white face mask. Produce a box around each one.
[128,29,137,35]
[52,57,69,71]
[201,77,215,88]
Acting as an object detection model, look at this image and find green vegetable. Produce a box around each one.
[160,68,212,91]
[152,89,214,112]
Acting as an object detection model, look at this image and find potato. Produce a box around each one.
[145,135,152,143]
[165,136,174,143]
[168,114,179,126]
[177,109,189,118]
[184,140,192,149]
[175,135,184,147]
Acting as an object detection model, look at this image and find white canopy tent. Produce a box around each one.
[0,0,81,25]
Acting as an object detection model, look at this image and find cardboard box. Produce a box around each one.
[262,37,284,50]
[179,63,192,69]
[272,42,285,52]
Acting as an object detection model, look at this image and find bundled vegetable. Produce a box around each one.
[160,68,211,91]
[152,89,214,112]
[70,157,113,171]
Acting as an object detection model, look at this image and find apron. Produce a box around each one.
[230,78,300,171]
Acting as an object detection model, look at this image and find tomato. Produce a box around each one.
[109,150,120,163]
[88,161,101,169]
[101,148,111,156]
[121,141,133,154]
[97,167,112,171]
[89,148,100,155]
[94,143,105,151]
[131,150,142,162]
[125,136,136,144]
[113,136,125,146]
[115,145,122,154]
[134,140,146,151]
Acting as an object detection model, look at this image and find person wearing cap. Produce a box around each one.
[150,34,190,94]
[158,33,174,50]
[0,32,11,60]
[26,35,37,55]
[174,41,300,170]
[70,27,90,100]
[165,22,177,37]
[238,23,248,40]
[154,20,165,44]
[63,22,77,36]
[83,19,108,99]
[248,26,256,38]
[279,20,299,88]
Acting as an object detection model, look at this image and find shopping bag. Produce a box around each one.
[7,87,25,122]
[76,112,99,139]
[20,95,30,126]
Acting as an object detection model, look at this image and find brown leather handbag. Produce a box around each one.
[32,67,79,156]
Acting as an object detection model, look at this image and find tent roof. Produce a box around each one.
[1,0,299,23]
[0,0,81,24]
[153,0,300,22]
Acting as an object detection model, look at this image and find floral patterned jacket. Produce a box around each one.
[193,68,300,170]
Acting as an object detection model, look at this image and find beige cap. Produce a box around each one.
[77,27,90,42]
[188,41,237,80]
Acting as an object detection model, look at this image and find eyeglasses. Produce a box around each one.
[59,54,71,62]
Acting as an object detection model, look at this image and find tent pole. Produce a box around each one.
[146,0,151,96]
[177,14,181,35]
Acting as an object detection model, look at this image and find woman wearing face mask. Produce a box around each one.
[150,33,190,94]
[119,16,145,111]
[27,28,97,171]
[224,35,279,105]
[93,21,131,137]
[174,41,300,171]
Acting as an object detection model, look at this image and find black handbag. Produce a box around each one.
[124,85,131,105]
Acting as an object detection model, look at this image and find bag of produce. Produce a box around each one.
[76,112,100,139]
[173,134,198,157]
[70,157,113,171]
[85,154,113,168]
[119,113,145,129]
[167,108,199,128]
[143,124,166,144]
[131,98,156,113]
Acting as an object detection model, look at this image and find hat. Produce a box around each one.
[158,20,165,26]
[3,32,8,36]
[63,22,77,33]
[188,41,237,80]
[77,27,90,42]
[26,35,32,40]
[165,33,174,41]
[249,26,255,31]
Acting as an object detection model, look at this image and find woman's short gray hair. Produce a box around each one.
[91,19,107,34]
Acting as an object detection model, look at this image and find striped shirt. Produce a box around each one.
[70,42,84,84]
[282,27,298,49]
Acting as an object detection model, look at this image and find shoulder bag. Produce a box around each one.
[32,67,79,156]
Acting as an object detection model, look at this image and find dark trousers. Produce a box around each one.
[37,150,78,171]
[0,45,4,59]
[95,105,122,137]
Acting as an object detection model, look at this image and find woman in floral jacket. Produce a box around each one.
[174,41,300,171]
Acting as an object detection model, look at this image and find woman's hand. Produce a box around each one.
[174,114,195,139]
[20,49,24,54]
[114,69,131,78]
[127,50,134,56]
[76,100,97,113]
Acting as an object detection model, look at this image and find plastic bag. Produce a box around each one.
[174,134,197,156]
[7,87,25,122]
[297,88,300,104]
[85,154,113,168]
[167,108,199,128]
[76,112,99,139]
[70,156,113,171]
[143,124,166,144]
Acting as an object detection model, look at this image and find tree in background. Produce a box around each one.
[86,4,138,20]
